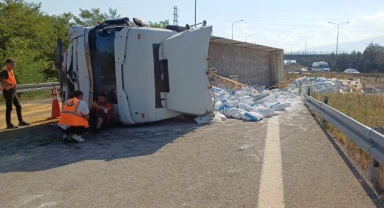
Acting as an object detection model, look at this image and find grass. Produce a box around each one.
[284,71,384,84]
[0,90,52,105]
[312,92,384,128]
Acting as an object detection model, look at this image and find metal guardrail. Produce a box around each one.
[305,94,384,183]
[0,82,60,95]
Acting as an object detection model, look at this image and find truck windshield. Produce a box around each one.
[320,64,329,68]
[88,27,123,103]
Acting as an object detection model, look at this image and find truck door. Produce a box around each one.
[159,26,214,115]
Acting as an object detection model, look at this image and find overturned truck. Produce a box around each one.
[56,17,215,126]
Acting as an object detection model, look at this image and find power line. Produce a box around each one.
[179,11,383,27]
[211,25,384,33]
[209,20,382,28]
[188,11,355,21]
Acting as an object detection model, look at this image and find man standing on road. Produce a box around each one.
[0,58,30,129]
[90,92,113,134]
[58,90,90,142]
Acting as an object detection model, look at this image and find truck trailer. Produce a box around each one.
[56,17,215,126]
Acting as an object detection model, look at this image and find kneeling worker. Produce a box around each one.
[58,90,90,142]
[90,92,113,134]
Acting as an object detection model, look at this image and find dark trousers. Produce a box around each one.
[90,111,109,130]
[2,88,23,125]
[59,126,87,135]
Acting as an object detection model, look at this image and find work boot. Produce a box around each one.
[92,128,100,134]
[6,123,18,129]
[18,121,30,126]
[63,134,74,141]
[71,134,84,142]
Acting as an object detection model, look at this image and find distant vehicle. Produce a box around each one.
[344,68,360,74]
[299,68,308,72]
[311,61,330,71]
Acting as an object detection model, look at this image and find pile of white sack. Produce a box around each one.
[194,85,301,124]
[194,76,357,124]
[288,77,347,95]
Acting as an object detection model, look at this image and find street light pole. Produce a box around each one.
[288,43,296,55]
[287,43,296,64]
[299,36,314,55]
[194,0,196,27]
[328,21,349,70]
[245,33,254,42]
[232,19,243,40]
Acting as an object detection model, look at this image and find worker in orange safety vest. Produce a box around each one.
[58,90,90,142]
[0,58,30,129]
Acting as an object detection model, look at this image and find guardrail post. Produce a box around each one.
[370,157,380,183]
[323,96,328,104]
[307,86,311,96]
[321,96,329,125]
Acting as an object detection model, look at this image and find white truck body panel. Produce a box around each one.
[61,20,214,125]
[114,27,135,125]
[161,26,214,115]
[122,27,181,124]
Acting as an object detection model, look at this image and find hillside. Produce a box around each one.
[298,36,384,53]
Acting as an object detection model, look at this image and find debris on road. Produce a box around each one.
[195,85,300,123]
[290,76,384,95]
[197,74,384,124]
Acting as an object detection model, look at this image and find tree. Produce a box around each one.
[73,8,120,27]
[347,50,358,69]
[0,0,56,83]
[336,53,349,71]
[147,20,170,28]
[360,43,384,72]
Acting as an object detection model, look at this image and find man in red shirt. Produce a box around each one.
[90,92,113,134]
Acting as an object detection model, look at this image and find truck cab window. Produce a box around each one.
[88,27,123,104]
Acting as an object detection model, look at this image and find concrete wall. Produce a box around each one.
[271,50,284,84]
[208,42,283,86]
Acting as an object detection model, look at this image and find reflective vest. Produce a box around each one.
[58,98,89,128]
[1,67,17,90]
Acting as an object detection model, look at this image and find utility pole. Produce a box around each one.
[288,43,296,55]
[299,36,314,55]
[194,0,196,27]
[173,6,179,25]
[232,19,243,40]
[287,43,296,64]
[328,21,349,71]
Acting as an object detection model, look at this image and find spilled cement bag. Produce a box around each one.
[244,112,264,121]
[271,103,291,111]
[225,108,246,119]
[214,112,227,121]
[255,108,277,117]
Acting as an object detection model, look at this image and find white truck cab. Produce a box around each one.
[57,17,214,125]
[311,61,330,71]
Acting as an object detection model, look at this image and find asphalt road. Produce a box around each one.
[0,101,381,207]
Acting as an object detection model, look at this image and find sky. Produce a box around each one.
[30,0,384,52]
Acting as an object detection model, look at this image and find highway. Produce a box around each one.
[0,100,382,207]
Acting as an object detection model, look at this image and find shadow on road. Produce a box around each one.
[0,116,203,173]
[306,105,383,206]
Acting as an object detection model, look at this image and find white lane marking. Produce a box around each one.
[257,116,285,208]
